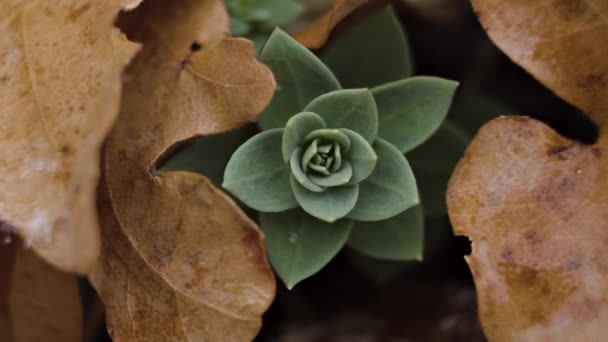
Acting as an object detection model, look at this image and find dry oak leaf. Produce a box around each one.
[293,0,371,49]
[448,0,608,340]
[89,0,276,340]
[0,0,142,273]
[1,242,83,342]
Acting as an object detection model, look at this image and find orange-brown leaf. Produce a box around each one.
[0,0,141,273]
[1,243,83,341]
[471,0,608,124]
[294,0,371,49]
[90,0,277,339]
[448,1,608,340]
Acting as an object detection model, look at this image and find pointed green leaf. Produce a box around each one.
[407,121,469,216]
[261,209,353,289]
[258,28,341,130]
[348,205,424,261]
[290,176,359,222]
[322,6,413,88]
[159,125,256,187]
[347,138,418,221]
[340,129,377,184]
[309,161,353,187]
[372,76,458,153]
[303,89,378,143]
[283,112,326,162]
[223,129,297,212]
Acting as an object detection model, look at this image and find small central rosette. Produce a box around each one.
[290,127,352,191]
[224,88,420,224]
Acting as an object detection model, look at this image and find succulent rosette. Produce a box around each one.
[225,88,416,222]
[223,18,457,288]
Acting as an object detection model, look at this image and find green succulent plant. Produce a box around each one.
[222,18,458,288]
[225,89,417,223]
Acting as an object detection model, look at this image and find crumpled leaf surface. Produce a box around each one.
[1,242,82,342]
[293,0,372,49]
[448,0,608,340]
[0,0,141,273]
[89,0,277,340]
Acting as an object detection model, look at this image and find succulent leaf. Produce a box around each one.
[340,129,377,185]
[372,76,458,153]
[347,138,419,221]
[290,176,359,222]
[290,147,325,192]
[309,161,353,187]
[304,89,378,143]
[348,205,424,260]
[303,129,351,152]
[322,6,413,88]
[258,28,341,130]
[261,209,352,289]
[282,112,327,162]
[223,129,298,212]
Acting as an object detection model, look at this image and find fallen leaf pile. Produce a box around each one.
[447,0,608,340]
[2,0,277,340]
[90,0,277,339]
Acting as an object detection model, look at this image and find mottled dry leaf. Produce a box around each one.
[471,0,608,124]
[0,0,142,273]
[90,0,276,339]
[0,242,83,341]
[447,1,608,340]
[293,0,371,49]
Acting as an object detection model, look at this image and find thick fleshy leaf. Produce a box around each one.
[348,205,424,260]
[160,125,257,186]
[283,112,327,162]
[261,209,353,289]
[322,6,412,88]
[291,177,359,222]
[304,129,351,151]
[341,129,377,184]
[258,28,341,129]
[290,147,325,192]
[309,161,353,187]
[372,77,458,153]
[347,138,418,221]
[224,129,297,212]
[304,89,378,143]
[406,121,469,216]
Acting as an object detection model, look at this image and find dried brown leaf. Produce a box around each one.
[0,0,142,273]
[0,242,83,341]
[89,0,277,339]
[471,0,608,123]
[448,1,608,340]
[293,0,371,49]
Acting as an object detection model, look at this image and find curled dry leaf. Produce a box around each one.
[448,1,608,340]
[293,0,372,49]
[0,242,82,342]
[0,0,142,273]
[89,0,276,339]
